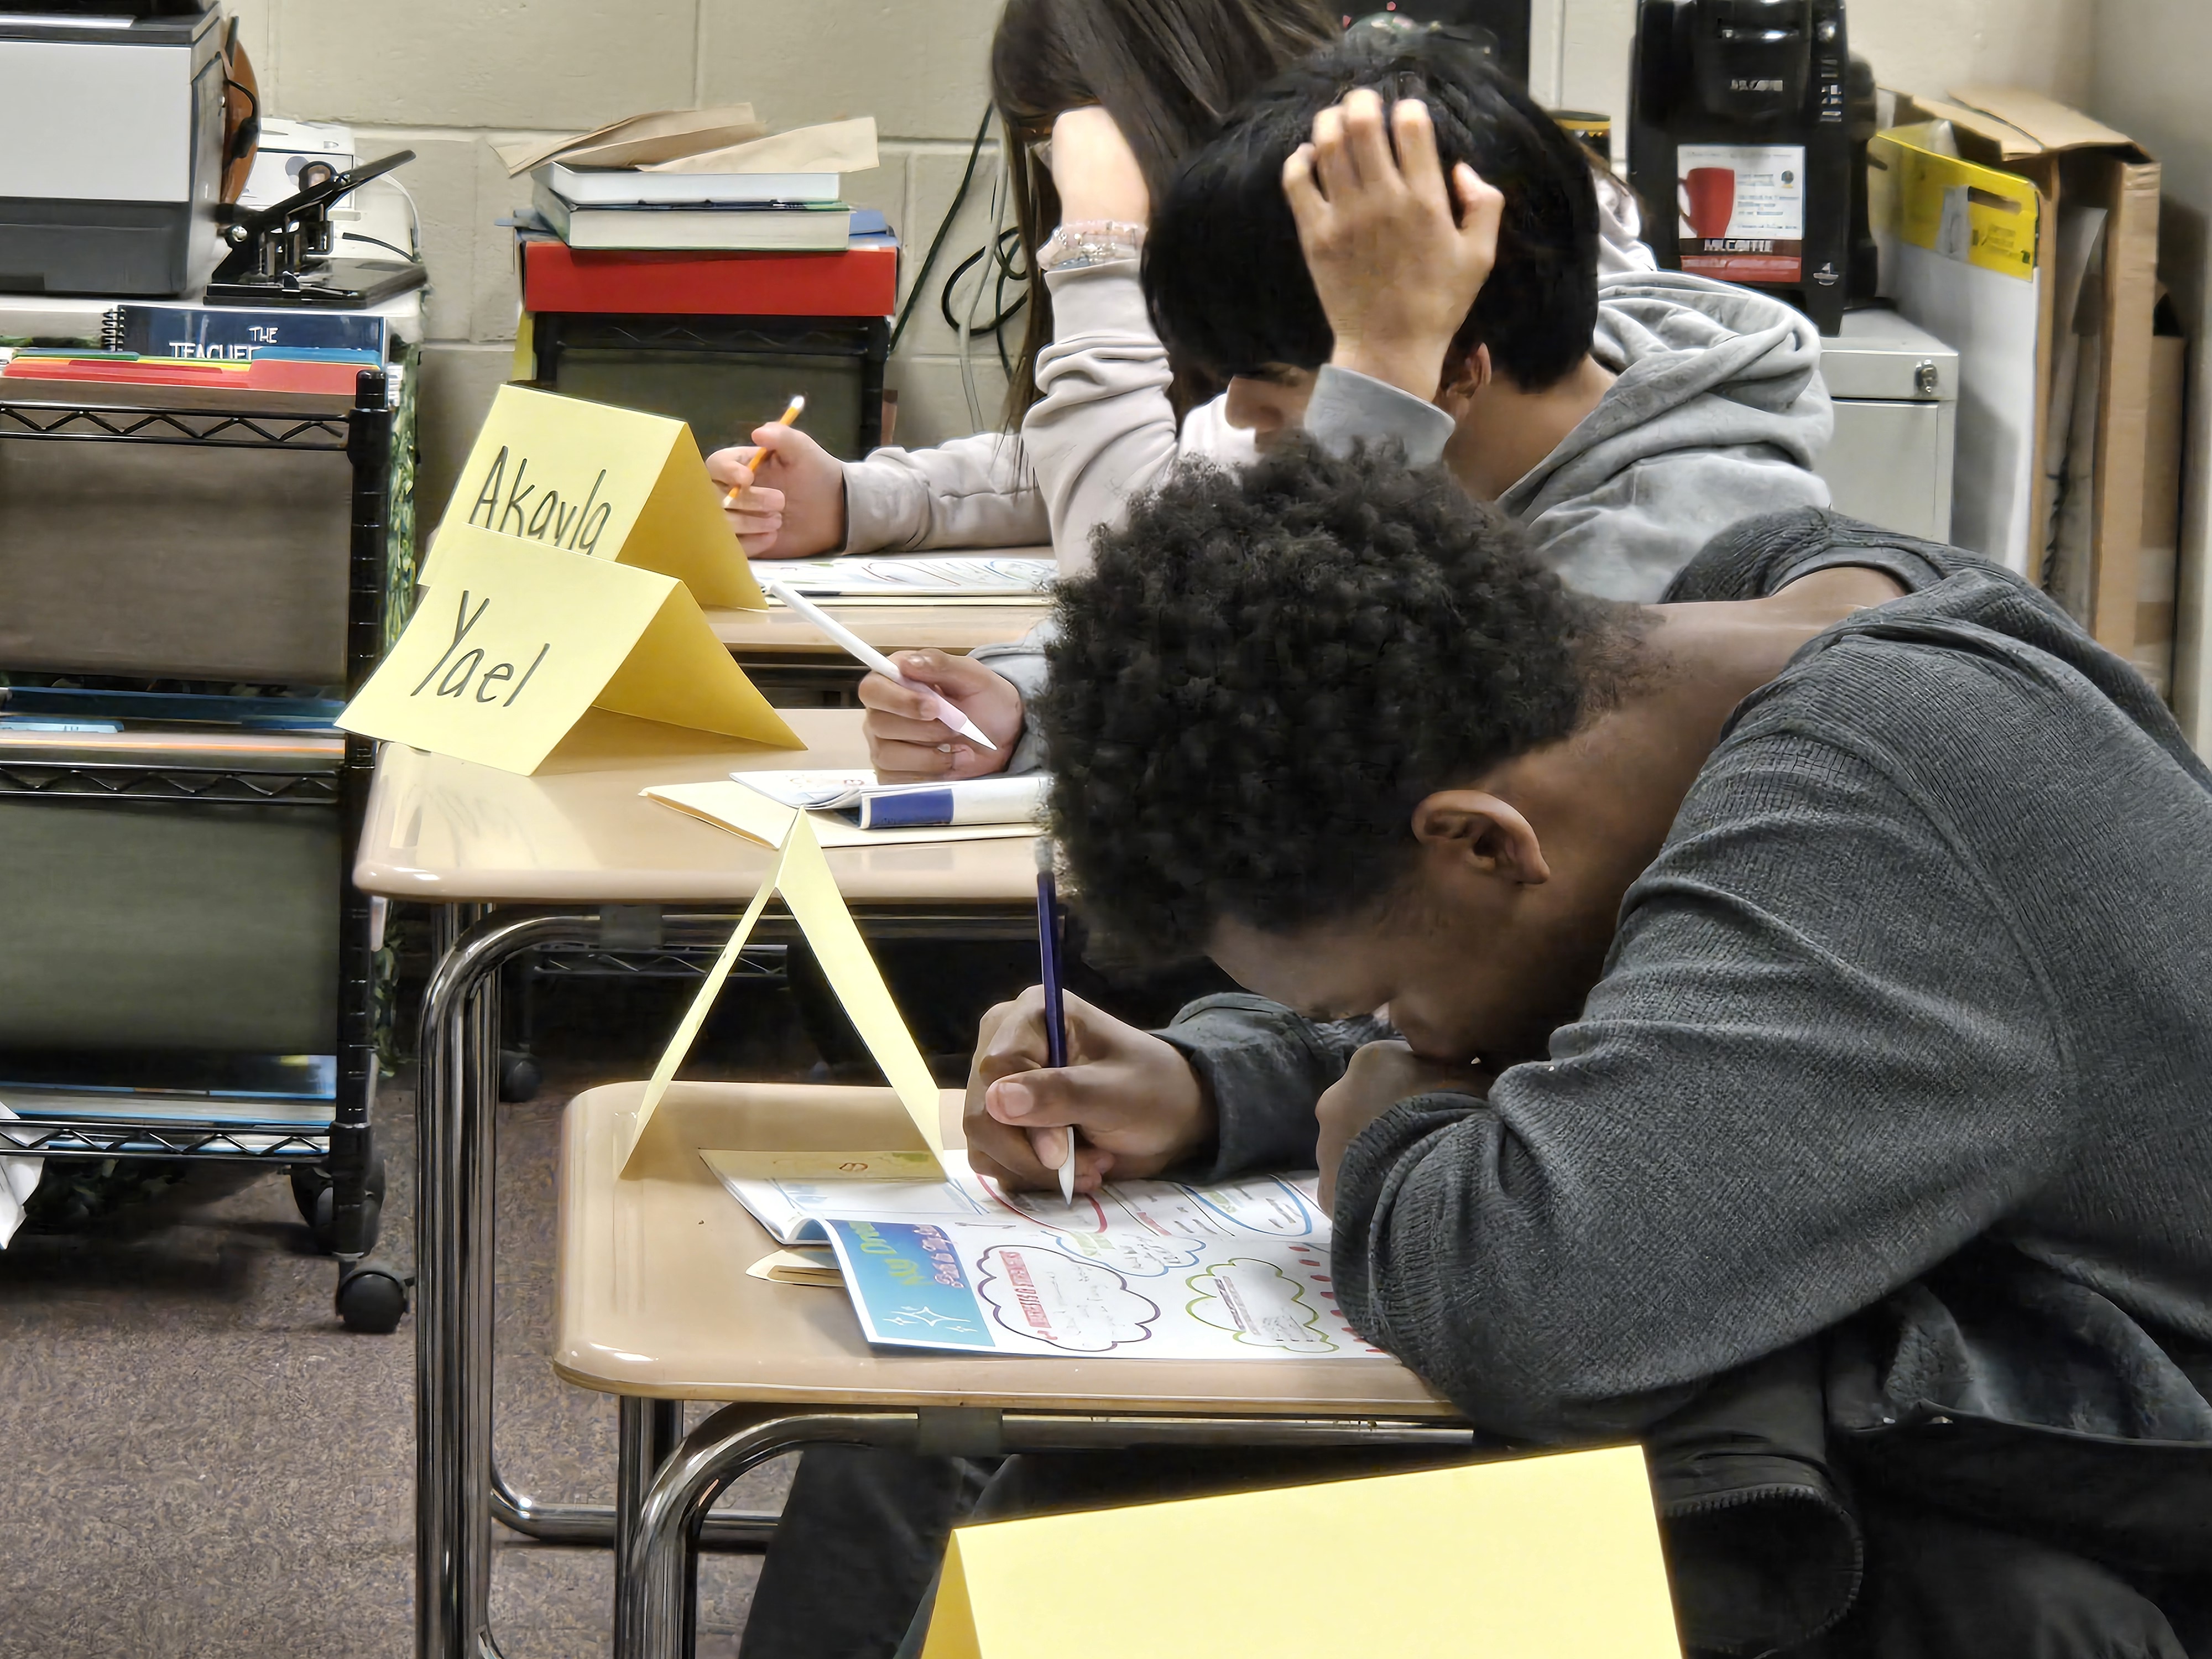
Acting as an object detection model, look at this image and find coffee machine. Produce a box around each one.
[1627,0,1853,333]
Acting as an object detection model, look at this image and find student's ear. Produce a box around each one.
[1410,789,1551,885]
[1436,344,1490,415]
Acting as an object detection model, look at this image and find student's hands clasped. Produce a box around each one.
[1282,87,1505,403]
[1315,1040,1489,1208]
[706,422,846,558]
[964,987,1215,1193]
[859,650,1023,779]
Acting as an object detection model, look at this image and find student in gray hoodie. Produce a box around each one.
[859,35,1832,779]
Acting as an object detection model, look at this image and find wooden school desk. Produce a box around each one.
[351,708,1038,1659]
[557,1080,1469,1659]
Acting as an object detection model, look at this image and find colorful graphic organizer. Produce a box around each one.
[708,1156,1386,1361]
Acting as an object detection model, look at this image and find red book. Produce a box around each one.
[0,352,366,412]
[523,236,898,318]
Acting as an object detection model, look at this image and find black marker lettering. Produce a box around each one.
[468,448,507,529]
[498,457,535,536]
[411,591,490,696]
[567,469,606,550]
[551,500,580,545]
[476,661,515,703]
[577,502,613,555]
[526,491,561,540]
[437,648,484,697]
[504,643,550,706]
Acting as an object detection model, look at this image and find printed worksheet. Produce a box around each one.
[706,1156,1329,1248]
[821,1217,1386,1360]
[765,554,1054,597]
[708,1156,1381,1359]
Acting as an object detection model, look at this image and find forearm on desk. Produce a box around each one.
[1155,994,1386,1181]
[839,430,1048,554]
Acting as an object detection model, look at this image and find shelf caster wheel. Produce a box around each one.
[295,1156,388,1254]
[499,1047,542,1103]
[337,1261,412,1333]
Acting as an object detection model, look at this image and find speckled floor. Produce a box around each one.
[0,948,1047,1658]
[0,1055,795,1658]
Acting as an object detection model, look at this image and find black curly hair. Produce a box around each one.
[1040,437,1611,962]
[1141,29,1600,392]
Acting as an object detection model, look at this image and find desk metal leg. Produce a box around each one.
[622,1407,928,1659]
[620,1408,1479,1659]
[614,1399,684,1638]
[491,1457,779,1551]
[417,909,770,1659]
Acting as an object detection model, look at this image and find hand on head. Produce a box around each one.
[705,421,846,559]
[964,987,1214,1193]
[1046,105,1151,225]
[859,650,1024,780]
[1282,86,1505,403]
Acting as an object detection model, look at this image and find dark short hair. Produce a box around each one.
[1142,31,1600,392]
[1041,437,1599,961]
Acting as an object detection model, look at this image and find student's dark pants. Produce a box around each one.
[738,1448,2212,1659]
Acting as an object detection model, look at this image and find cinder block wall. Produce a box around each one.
[222,0,1016,523]
[225,0,2096,525]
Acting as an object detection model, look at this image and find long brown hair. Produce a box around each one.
[988,0,1339,424]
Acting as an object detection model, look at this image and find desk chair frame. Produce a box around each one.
[0,372,403,1328]
[416,904,1036,1659]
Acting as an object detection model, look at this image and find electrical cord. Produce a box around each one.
[340,232,423,264]
[887,105,995,357]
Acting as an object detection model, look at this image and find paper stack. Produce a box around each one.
[502,107,881,253]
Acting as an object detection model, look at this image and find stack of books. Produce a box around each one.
[0,346,382,414]
[531,161,858,253]
[515,112,880,255]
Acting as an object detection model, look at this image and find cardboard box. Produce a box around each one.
[1887,88,2161,658]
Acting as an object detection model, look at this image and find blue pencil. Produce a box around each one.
[1034,837,1074,1201]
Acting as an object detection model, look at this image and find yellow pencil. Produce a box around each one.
[724,394,806,508]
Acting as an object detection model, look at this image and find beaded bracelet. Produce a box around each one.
[1036,219,1146,272]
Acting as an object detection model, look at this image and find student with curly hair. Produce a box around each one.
[951,439,2212,1653]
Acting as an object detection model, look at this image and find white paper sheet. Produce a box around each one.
[761,554,1055,598]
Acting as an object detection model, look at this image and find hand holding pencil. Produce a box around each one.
[706,395,849,559]
[961,987,1217,1196]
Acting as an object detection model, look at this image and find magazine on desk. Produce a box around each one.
[705,1154,1386,1360]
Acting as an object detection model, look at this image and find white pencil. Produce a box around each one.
[760,579,999,752]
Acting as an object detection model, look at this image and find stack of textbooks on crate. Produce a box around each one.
[509,108,881,254]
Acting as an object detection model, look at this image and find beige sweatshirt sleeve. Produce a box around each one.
[837,429,1050,553]
[1019,258,1185,572]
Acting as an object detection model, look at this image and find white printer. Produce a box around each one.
[0,3,225,296]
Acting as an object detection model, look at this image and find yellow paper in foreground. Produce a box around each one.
[339,526,797,774]
[425,383,765,610]
[622,795,948,1177]
[925,1447,1681,1659]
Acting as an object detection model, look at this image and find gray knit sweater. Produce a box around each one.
[1162,511,2212,1448]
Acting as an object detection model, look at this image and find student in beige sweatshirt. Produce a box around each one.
[706,21,1662,567]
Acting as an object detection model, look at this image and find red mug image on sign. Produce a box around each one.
[1682,166,1736,240]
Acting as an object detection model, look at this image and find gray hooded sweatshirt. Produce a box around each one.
[970,265,1834,770]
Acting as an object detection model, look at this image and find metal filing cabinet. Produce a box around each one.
[1815,307,1959,542]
